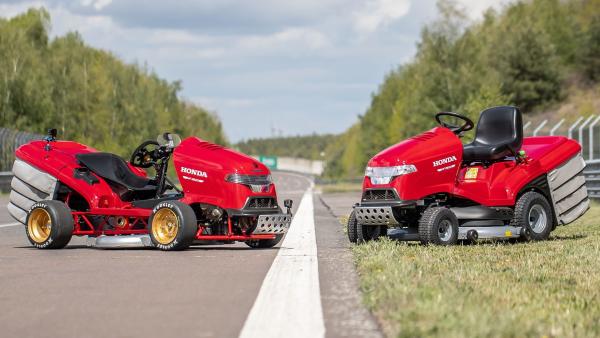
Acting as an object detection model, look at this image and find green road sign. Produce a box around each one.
[259,156,278,169]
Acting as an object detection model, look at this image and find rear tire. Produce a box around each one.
[245,234,284,248]
[511,191,553,241]
[419,207,458,245]
[26,200,73,249]
[149,201,197,251]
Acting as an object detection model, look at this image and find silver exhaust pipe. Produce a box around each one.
[87,235,153,249]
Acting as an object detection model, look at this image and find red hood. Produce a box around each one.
[368,127,459,167]
[174,137,270,176]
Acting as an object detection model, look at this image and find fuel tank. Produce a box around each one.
[364,127,463,201]
[173,137,278,210]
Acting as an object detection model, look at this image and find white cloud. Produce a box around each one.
[0,0,515,141]
[456,0,507,20]
[238,27,330,54]
[80,0,112,11]
[354,0,411,34]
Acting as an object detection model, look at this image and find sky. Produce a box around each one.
[0,0,506,142]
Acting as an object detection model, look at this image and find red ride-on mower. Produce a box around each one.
[347,106,590,245]
[8,130,293,250]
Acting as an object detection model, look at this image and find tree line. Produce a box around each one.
[236,133,337,160]
[322,0,600,178]
[0,8,227,158]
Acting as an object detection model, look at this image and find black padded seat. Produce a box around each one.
[76,152,157,200]
[463,106,523,162]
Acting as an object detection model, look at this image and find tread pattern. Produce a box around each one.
[510,191,552,241]
[347,210,358,243]
[418,207,458,245]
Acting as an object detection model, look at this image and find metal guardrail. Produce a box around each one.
[0,172,12,193]
[0,128,42,172]
[583,160,600,199]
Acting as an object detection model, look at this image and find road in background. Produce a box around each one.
[0,172,309,338]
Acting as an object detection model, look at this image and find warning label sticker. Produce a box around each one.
[465,167,479,180]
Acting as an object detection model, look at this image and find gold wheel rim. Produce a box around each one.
[152,208,179,245]
[28,208,52,243]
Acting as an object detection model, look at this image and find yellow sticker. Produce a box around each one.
[465,167,479,180]
[505,230,512,237]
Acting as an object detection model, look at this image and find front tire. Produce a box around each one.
[352,210,387,244]
[149,201,197,251]
[245,234,284,248]
[511,191,553,241]
[347,210,359,243]
[419,207,458,245]
[26,200,73,249]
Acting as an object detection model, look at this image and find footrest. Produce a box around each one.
[253,214,292,234]
[355,206,399,225]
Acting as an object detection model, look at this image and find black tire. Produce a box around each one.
[357,221,386,244]
[347,210,358,243]
[25,200,73,249]
[511,191,553,241]
[419,207,459,245]
[245,234,284,248]
[148,201,197,251]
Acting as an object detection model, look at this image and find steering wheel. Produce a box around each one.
[130,140,160,168]
[435,112,474,134]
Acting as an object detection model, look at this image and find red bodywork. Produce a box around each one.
[363,127,581,206]
[15,137,281,241]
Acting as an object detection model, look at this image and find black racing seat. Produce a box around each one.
[76,152,157,200]
[463,106,523,162]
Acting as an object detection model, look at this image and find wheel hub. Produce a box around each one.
[438,219,453,241]
[152,209,179,245]
[528,204,548,234]
[28,208,52,243]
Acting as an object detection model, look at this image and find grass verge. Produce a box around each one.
[351,204,600,337]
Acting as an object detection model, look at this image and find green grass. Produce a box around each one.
[351,205,600,338]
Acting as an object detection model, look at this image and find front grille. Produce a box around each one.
[246,197,278,209]
[362,189,398,201]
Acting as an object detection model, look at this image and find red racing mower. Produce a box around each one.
[348,106,589,245]
[8,131,293,250]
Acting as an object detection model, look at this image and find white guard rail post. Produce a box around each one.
[533,119,548,136]
[589,116,600,160]
[568,117,584,139]
[550,118,565,136]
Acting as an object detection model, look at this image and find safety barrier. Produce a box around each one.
[0,128,42,172]
[583,160,600,199]
[0,172,11,193]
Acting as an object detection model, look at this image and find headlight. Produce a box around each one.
[365,165,417,185]
[225,173,273,192]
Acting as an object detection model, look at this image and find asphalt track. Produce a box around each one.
[0,172,381,338]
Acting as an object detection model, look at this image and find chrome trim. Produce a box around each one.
[87,235,153,248]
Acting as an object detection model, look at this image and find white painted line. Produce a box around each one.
[239,186,325,338]
[0,222,21,228]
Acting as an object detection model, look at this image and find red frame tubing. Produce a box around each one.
[71,212,150,236]
[70,212,276,240]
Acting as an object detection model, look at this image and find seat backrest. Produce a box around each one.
[77,152,151,189]
[474,106,523,152]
